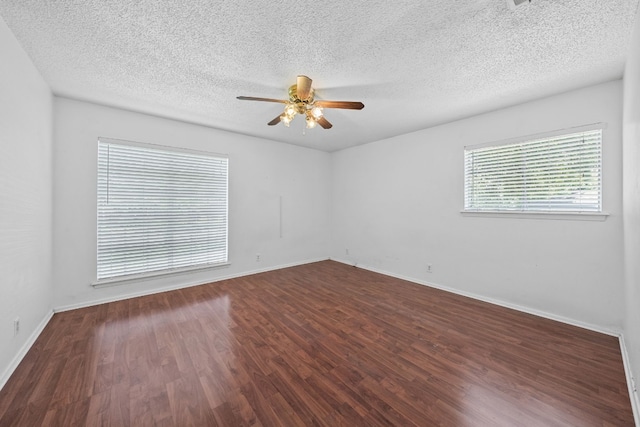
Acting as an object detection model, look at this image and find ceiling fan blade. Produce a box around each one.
[317,116,333,129]
[237,96,287,103]
[267,115,282,126]
[297,75,313,101]
[315,100,364,110]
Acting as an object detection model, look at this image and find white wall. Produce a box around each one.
[332,80,624,332]
[53,98,331,309]
[623,4,640,414]
[0,17,53,385]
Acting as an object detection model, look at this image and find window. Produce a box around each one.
[464,126,603,214]
[97,138,228,282]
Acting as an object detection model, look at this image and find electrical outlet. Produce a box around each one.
[13,317,20,337]
[256,253,261,262]
[426,264,433,273]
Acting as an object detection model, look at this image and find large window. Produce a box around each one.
[464,126,602,214]
[97,138,228,281]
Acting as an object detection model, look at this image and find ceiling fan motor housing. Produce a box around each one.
[288,84,314,103]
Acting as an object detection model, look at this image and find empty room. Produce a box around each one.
[1,0,640,425]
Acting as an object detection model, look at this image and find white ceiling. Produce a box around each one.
[1,0,638,152]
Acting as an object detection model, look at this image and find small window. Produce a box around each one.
[97,138,228,281]
[464,126,602,213]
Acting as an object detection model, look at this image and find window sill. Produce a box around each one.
[92,262,231,288]
[460,210,609,221]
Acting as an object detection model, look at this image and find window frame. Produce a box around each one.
[94,137,230,287]
[461,123,608,221]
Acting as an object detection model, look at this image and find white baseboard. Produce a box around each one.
[330,257,620,337]
[55,257,329,313]
[619,334,640,426]
[0,309,54,392]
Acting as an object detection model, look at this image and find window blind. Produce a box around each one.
[97,139,228,281]
[464,128,602,213]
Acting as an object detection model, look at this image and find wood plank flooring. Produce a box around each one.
[0,260,634,426]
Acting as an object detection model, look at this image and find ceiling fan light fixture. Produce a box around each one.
[310,105,323,119]
[284,103,297,116]
[281,114,292,127]
[305,115,317,129]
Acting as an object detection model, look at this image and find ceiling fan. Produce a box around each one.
[237,75,364,130]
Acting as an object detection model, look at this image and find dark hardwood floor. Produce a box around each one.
[0,261,634,426]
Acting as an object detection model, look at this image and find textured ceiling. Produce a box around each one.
[0,0,638,152]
